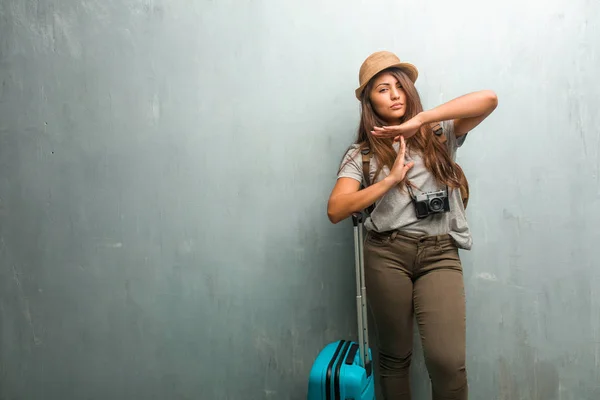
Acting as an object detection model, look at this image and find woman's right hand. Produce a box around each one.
[387,136,414,184]
[327,136,414,224]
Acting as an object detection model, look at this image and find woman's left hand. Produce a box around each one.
[371,115,424,141]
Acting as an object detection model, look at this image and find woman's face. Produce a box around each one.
[368,72,407,125]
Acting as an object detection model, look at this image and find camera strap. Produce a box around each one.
[406,180,418,202]
[406,182,449,199]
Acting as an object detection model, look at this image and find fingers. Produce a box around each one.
[371,125,401,138]
[373,125,396,130]
[371,129,395,138]
[390,138,413,181]
[396,137,407,170]
[398,136,406,156]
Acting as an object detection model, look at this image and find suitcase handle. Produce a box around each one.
[351,212,371,373]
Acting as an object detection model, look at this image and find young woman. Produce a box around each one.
[327,51,498,400]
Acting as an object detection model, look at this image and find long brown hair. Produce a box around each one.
[351,67,464,191]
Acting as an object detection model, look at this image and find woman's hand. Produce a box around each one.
[327,136,414,223]
[387,136,414,184]
[371,114,424,141]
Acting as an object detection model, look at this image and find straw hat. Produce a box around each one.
[355,51,419,100]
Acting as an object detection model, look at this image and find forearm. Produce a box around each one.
[418,90,498,124]
[327,177,399,224]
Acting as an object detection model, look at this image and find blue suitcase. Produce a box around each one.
[307,213,375,400]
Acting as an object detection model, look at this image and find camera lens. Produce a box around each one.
[430,198,443,212]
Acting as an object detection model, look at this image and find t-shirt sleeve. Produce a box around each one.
[337,146,363,183]
[442,119,467,159]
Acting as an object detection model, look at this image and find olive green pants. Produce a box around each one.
[364,229,468,400]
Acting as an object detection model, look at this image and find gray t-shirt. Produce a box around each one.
[337,119,472,250]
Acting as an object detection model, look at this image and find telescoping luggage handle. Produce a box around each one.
[351,212,372,376]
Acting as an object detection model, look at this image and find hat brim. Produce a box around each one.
[355,62,419,100]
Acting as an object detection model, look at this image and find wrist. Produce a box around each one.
[416,110,433,125]
[383,175,402,186]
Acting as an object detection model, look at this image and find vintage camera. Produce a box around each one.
[413,188,450,219]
